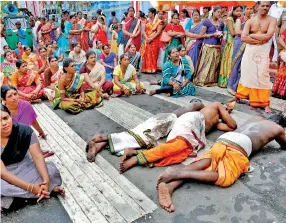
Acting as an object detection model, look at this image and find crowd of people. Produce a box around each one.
[1,1,286,214]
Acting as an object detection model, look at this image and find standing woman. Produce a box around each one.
[141,8,164,73]
[66,14,82,51]
[94,40,102,62]
[52,58,102,114]
[163,13,185,63]
[180,9,192,30]
[228,6,253,95]
[100,44,117,81]
[193,7,224,87]
[81,17,91,52]
[110,24,119,54]
[92,16,108,45]
[57,14,69,57]
[0,104,64,210]
[185,9,204,70]
[218,6,243,88]
[40,18,52,44]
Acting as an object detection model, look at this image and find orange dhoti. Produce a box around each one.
[235,83,270,108]
[136,136,193,167]
[195,142,250,187]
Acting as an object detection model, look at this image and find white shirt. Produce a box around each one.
[268,3,283,20]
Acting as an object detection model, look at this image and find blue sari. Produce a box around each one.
[187,23,203,69]
[57,21,70,56]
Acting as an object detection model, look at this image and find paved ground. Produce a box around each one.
[2,74,286,223]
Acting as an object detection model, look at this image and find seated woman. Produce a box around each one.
[52,41,64,66]
[177,45,194,74]
[149,47,195,98]
[37,47,49,82]
[10,59,43,103]
[113,54,145,97]
[128,44,141,71]
[46,43,54,57]
[53,58,103,114]
[43,56,63,101]
[68,43,86,73]
[0,50,17,85]
[0,104,64,211]
[22,46,39,71]
[100,44,117,81]
[94,40,102,62]
[80,51,113,97]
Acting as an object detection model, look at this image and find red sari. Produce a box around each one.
[141,19,164,73]
[41,22,52,44]
[10,70,44,101]
[93,24,108,45]
[124,17,141,51]
[37,58,49,85]
[81,21,91,52]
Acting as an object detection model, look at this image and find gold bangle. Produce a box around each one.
[27,183,31,192]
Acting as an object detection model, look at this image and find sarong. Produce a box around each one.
[108,113,177,154]
[272,53,286,97]
[195,141,250,187]
[218,41,234,88]
[193,44,221,87]
[136,136,193,167]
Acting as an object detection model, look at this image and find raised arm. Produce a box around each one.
[234,18,242,36]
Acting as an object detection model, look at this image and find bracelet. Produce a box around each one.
[27,183,31,192]
[30,184,34,193]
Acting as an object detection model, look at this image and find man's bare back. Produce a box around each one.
[236,117,286,154]
[200,102,237,133]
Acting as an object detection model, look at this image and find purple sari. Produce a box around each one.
[227,20,246,94]
[100,52,117,79]
[12,100,37,126]
[187,23,203,69]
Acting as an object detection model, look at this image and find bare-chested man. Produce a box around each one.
[157,114,286,212]
[230,1,277,113]
[120,102,237,173]
[86,99,204,162]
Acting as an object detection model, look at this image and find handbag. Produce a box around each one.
[160,30,171,43]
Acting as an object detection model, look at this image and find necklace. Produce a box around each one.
[255,16,262,31]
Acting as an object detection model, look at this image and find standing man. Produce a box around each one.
[15,22,28,46]
[230,1,277,113]
[122,7,141,51]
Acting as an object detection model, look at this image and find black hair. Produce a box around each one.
[177,45,186,52]
[129,44,136,49]
[119,53,129,63]
[85,50,96,60]
[231,6,243,19]
[46,42,53,48]
[102,44,109,50]
[267,113,286,128]
[192,9,200,16]
[171,13,179,19]
[70,14,76,19]
[77,11,82,15]
[16,59,26,69]
[111,11,116,17]
[48,55,58,63]
[39,46,47,52]
[3,45,8,50]
[182,9,190,18]
[96,40,102,48]
[172,9,178,14]
[113,24,118,30]
[60,16,65,34]
[190,98,202,103]
[203,7,211,11]
[0,103,11,115]
[139,11,146,19]
[72,43,81,49]
[16,41,21,45]
[63,58,74,73]
[1,85,17,100]
[149,8,157,16]
[4,50,12,58]
[127,7,135,12]
[213,6,221,13]
[23,46,30,51]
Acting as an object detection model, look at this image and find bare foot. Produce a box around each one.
[87,141,107,162]
[150,81,159,85]
[166,93,171,97]
[265,106,271,113]
[53,186,65,198]
[149,90,156,96]
[88,134,107,144]
[102,93,110,100]
[120,156,138,174]
[158,183,175,213]
[157,167,179,185]
[121,148,137,162]
[140,88,146,94]
[226,101,236,113]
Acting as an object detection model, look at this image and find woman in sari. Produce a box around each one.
[141,8,164,73]
[68,43,86,73]
[57,15,69,56]
[10,60,43,103]
[163,13,185,63]
[128,44,141,71]
[0,51,16,85]
[149,47,195,98]
[113,54,145,96]
[100,44,117,81]
[227,6,253,95]
[46,43,54,57]
[272,29,286,98]
[66,15,82,51]
[218,6,242,88]
[80,51,113,98]
[37,47,49,82]
[52,41,64,66]
[92,16,108,45]
[14,42,24,60]
[1,104,64,210]
[81,19,91,52]
[185,9,204,69]
[40,18,52,44]
[53,58,102,114]
[43,56,63,101]
[193,7,224,87]
[111,24,119,54]
[178,45,194,74]
[22,46,38,71]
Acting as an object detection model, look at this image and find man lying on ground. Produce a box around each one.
[120,101,237,173]
[157,114,286,213]
[86,99,204,162]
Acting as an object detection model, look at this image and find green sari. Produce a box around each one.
[52,73,103,114]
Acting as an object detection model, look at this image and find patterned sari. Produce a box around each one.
[163,24,185,63]
[66,23,82,51]
[124,17,141,51]
[10,70,44,101]
[128,52,141,71]
[22,52,38,71]
[141,19,164,73]
[186,23,203,69]
[218,17,235,88]
[53,73,102,114]
[100,52,117,80]
[41,22,52,44]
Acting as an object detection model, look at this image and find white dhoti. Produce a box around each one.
[108,113,177,154]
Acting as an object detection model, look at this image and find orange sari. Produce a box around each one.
[81,21,91,52]
[10,70,44,101]
[141,19,164,73]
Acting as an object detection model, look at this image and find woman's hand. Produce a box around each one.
[31,182,50,202]
[173,83,180,92]
[123,88,131,96]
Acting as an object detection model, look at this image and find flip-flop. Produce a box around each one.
[43,151,55,158]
